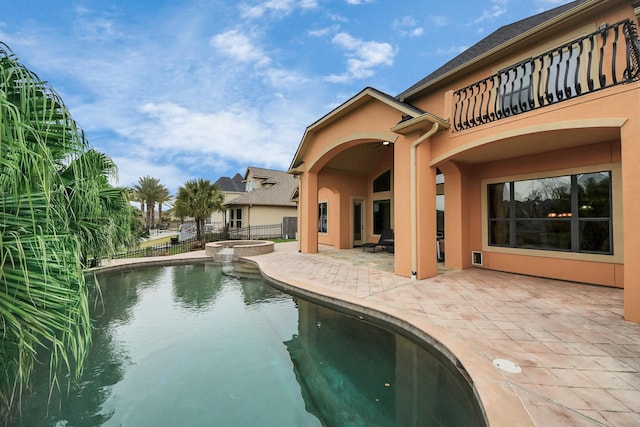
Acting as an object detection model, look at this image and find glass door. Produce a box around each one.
[353,200,364,246]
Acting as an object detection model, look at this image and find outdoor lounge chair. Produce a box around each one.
[362,229,394,253]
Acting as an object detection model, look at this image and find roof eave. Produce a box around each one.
[288,87,424,172]
[390,113,450,136]
[399,0,605,101]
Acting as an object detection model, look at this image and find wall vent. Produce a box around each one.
[472,251,483,266]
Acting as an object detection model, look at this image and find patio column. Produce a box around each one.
[415,142,437,279]
[394,136,412,277]
[300,171,319,254]
[621,118,640,322]
[438,161,466,270]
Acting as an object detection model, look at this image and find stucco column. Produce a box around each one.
[300,171,319,254]
[394,137,412,277]
[438,161,466,270]
[416,142,437,279]
[621,120,640,322]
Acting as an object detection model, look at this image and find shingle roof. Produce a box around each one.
[396,0,592,101]
[214,173,245,192]
[226,167,297,207]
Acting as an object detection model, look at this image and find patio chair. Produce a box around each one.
[362,229,394,253]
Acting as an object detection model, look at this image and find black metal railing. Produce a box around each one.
[107,223,290,261]
[453,19,640,132]
[226,223,286,240]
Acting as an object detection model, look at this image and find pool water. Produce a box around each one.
[19,262,485,426]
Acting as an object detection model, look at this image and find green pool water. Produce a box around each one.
[18,262,486,426]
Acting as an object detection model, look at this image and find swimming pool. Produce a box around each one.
[19,262,486,426]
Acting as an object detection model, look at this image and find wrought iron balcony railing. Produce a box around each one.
[453,19,640,132]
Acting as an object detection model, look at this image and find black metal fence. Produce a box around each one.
[111,223,293,260]
[226,223,286,240]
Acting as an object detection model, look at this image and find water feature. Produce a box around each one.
[17,262,485,426]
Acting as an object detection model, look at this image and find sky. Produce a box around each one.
[1,0,573,194]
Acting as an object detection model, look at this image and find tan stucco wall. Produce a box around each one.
[244,205,297,227]
[293,0,640,321]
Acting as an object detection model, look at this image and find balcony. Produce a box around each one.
[453,19,640,132]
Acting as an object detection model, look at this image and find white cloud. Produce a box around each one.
[393,16,424,38]
[471,0,508,24]
[72,7,124,42]
[345,0,373,4]
[112,156,192,192]
[261,68,311,89]
[326,32,395,82]
[210,30,271,66]
[131,100,304,174]
[428,15,449,28]
[308,26,339,37]
[239,0,318,19]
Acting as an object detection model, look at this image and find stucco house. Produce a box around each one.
[208,173,246,230]
[289,0,640,322]
[225,167,298,237]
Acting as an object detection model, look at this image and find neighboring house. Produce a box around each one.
[289,0,640,322]
[208,173,246,230]
[225,167,298,237]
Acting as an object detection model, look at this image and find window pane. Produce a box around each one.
[580,220,611,253]
[514,176,571,219]
[373,170,391,193]
[489,220,510,246]
[516,219,571,250]
[578,172,611,218]
[373,199,391,234]
[488,183,510,218]
[318,203,327,233]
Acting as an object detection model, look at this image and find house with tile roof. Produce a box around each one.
[224,167,298,237]
[207,173,246,230]
[289,0,640,323]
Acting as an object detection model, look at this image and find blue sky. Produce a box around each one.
[2,0,572,193]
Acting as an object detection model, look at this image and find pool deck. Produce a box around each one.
[97,242,640,427]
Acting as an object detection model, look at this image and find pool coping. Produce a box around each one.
[89,251,534,427]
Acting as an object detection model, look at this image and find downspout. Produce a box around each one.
[410,122,439,280]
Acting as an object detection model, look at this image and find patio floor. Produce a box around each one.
[99,242,640,426]
[249,243,640,427]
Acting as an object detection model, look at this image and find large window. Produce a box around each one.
[373,199,391,235]
[318,202,327,233]
[488,171,612,254]
[229,208,242,229]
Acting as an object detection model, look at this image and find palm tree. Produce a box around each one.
[131,176,170,228]
[174,179,224,240]
[156,186,172,227]
[0,42,132,420]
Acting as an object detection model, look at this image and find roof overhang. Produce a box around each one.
[390,112,450,136]
[288,87,427,174]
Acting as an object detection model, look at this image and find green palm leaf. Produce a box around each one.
[0,41,132,421]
